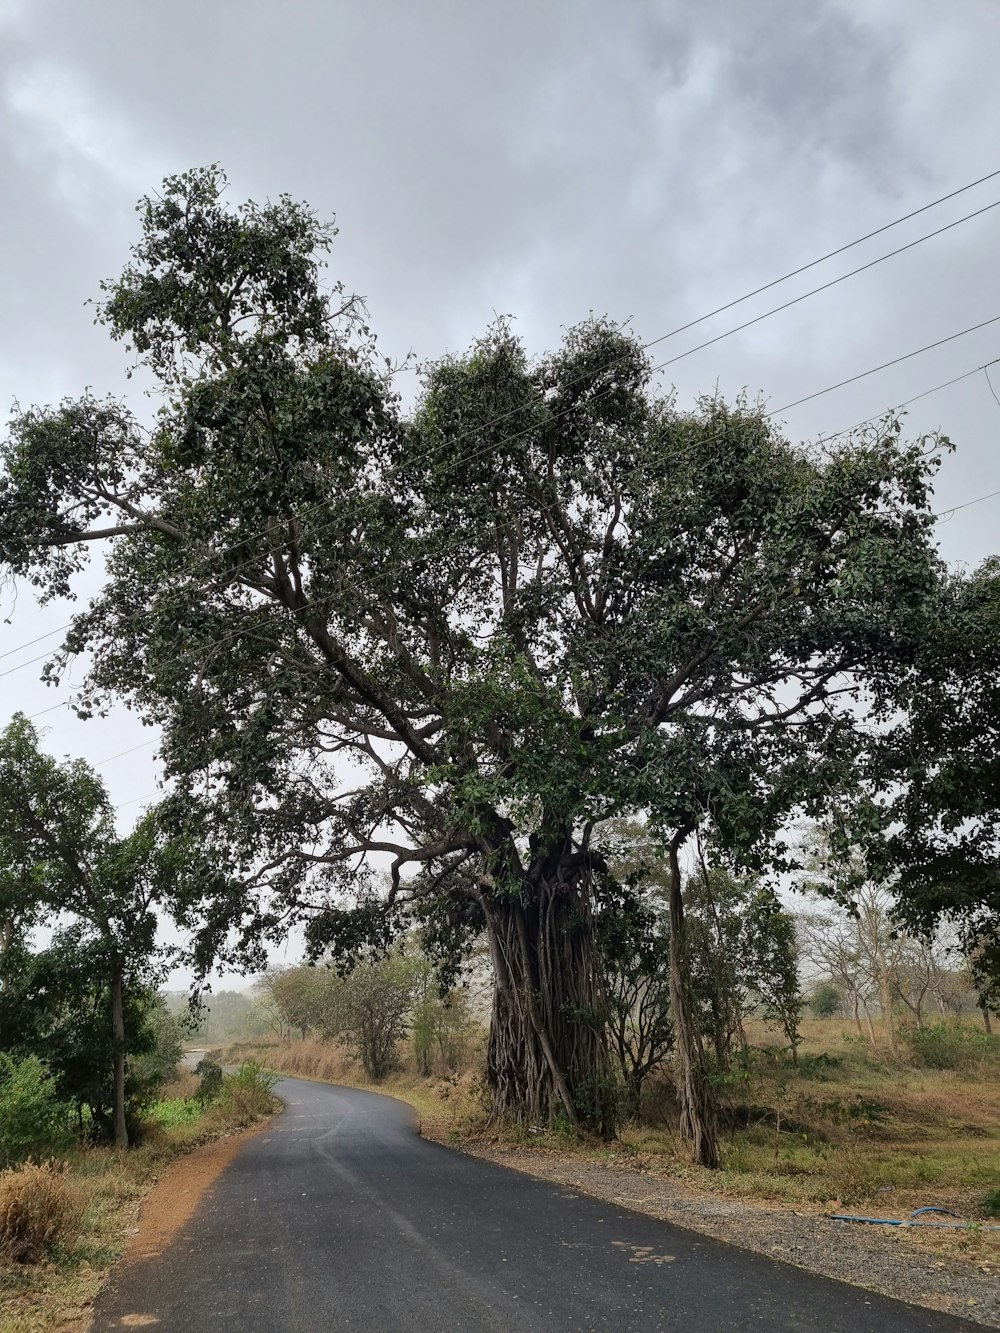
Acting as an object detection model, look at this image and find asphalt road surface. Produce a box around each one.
[94,1077,977,1332]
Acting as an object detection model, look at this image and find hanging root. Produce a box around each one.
[484,875,615,1136]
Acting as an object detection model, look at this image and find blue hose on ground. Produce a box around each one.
[831,1207,1000,1230]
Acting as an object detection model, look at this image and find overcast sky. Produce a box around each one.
[2,0,999,982]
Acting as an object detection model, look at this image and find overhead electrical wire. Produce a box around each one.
[0,623,67,662]
[769,314,1000,414]
[92,738,156,767]
[1,166,999,682]
[639,165,1000,355]
[937,484,1000,518]
[819,357,1000,444]
[0,646,66,682]
[648,195,1000,376]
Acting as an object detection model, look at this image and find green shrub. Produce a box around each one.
[0,1161,84,1264]
[984,1189,1000,1219]
[148,1097,202,1128]
[807,982,842,1018]
[221,1061,278,1124]
[129,998,186,1102]
[795,1052,841,1079]
[0,1055,73,1167]
[908,1022,996,1071]
[194,1058,224,1102]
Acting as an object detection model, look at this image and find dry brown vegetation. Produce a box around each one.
[225,1035,490,1137]
[0,1164,85,1267]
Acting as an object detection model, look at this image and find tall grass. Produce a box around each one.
[0,1163,85,1265]
[220,1061,279,1124]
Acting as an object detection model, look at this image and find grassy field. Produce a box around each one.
[0,1067,276,1333]
[233,1016,1000,1228]
[629,1019,1000,1219]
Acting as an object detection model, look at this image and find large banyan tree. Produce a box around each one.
[0,169,946,1162]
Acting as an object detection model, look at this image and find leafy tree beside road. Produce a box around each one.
[0,167,952,1164]
[869,558,1000,1022]
[0,715,173,1146]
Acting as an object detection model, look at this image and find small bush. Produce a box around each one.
[221,1061,278,1124]
[984,1189,1000,1219]
[807,983,842,1019]
[0,1055,73,1167]
[194,1058,224,1102]
[0,1161,85,1264]
[908,1022,996,1071]
[794,1052,841,1080]
[813,1094,888,1130]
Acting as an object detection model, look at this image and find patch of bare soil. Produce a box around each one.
[440,1137,1000,1328]
[116,1118,274,1269]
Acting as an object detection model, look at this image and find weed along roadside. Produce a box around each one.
[0,1060,278,1333]
[230,1023,1000,1328]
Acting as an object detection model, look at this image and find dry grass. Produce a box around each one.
[159,1066,199,1100]
[579,1018,1000,1261]
[0,1164,85,1266]
[227,1038,490,1139]
[228,1036,359,1086]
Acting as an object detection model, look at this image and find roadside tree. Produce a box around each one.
[0,715,173,1146]
[869,559,1000,1027]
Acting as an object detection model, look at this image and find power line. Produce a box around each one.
[26,699,71,721]
[0,646,64,682]
[640,166,1000,356]
[93,737,156,767]
[651,196,1000,376]
[114,789,162,811]
[937,486,1000,518]
[819,358,1000,444]
[3,167,998,670]
[0,624,67,662]
[771,314,1000,415]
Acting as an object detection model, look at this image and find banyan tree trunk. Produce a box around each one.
[483,872,614,1137]
[667,840,720,1168]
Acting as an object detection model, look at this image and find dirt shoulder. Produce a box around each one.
[111,1114,275,1272]
[0,1099,277,1333]
[437,1133,999,1328]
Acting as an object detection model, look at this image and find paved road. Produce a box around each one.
[94,1077,976,1331]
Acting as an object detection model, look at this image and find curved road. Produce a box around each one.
[94,1078,975,1331]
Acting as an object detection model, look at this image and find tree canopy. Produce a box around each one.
[868,558,1000,1009]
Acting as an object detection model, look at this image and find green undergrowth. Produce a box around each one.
[496,1024,1000,1225]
